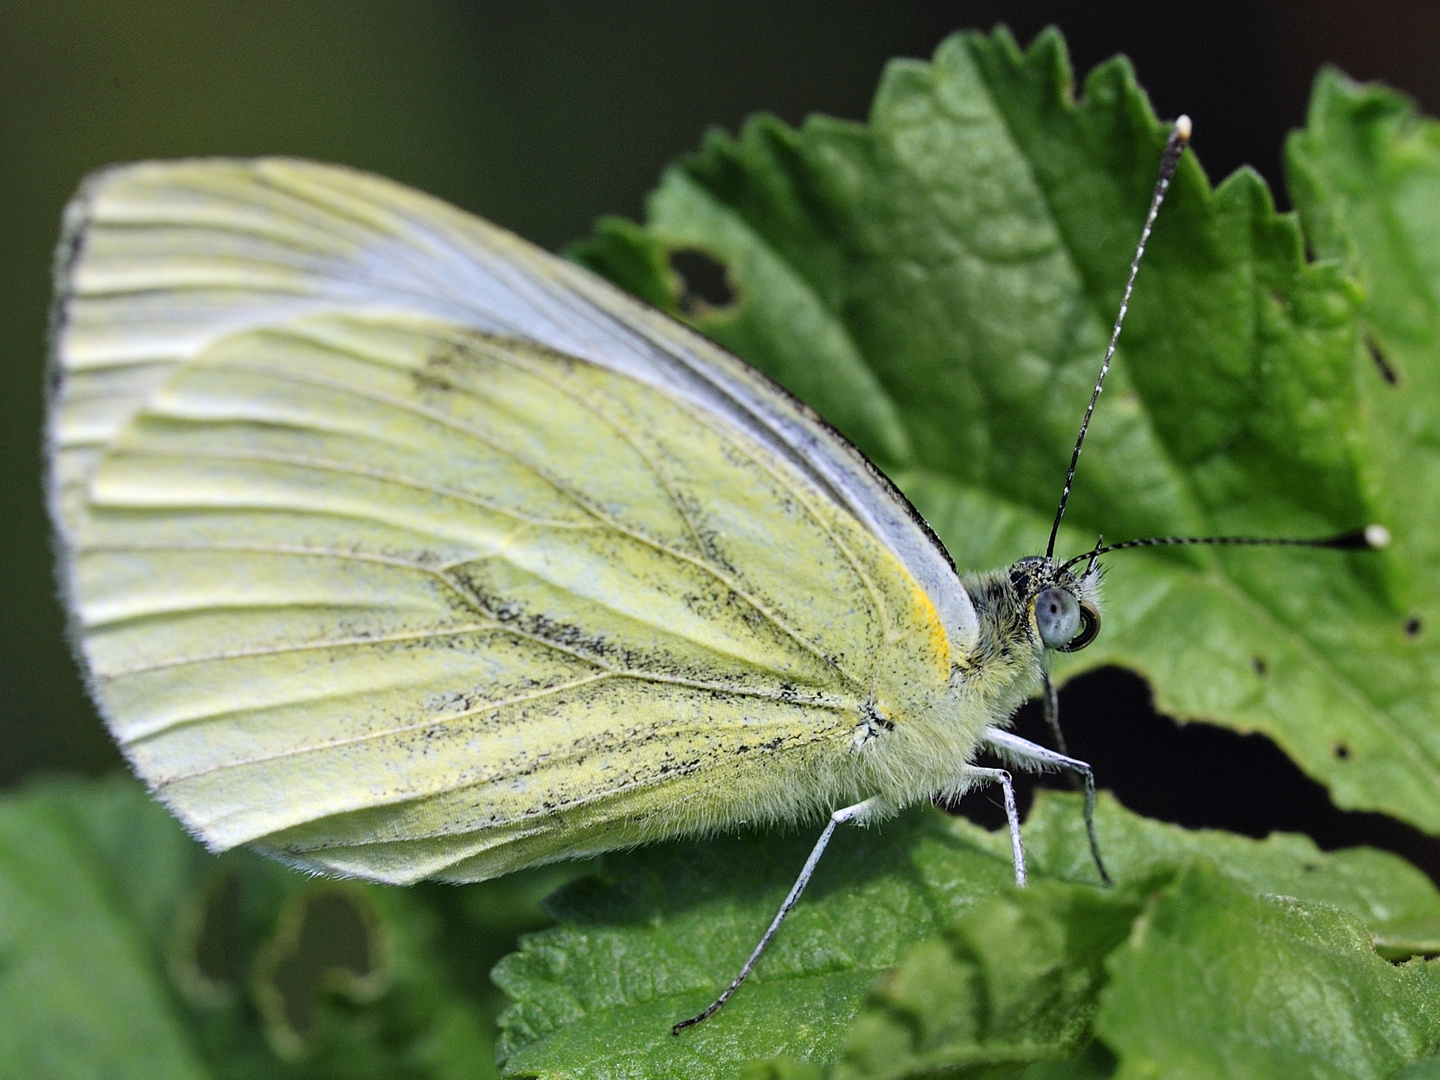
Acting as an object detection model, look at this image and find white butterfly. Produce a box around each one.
[57,119,1339,1030]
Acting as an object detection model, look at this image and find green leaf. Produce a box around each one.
[0,775,538,1080]
[1014,1042,1118,1080]
[840,858,1440,1080]
[1017,790,1440,957]
[573,27,1439,832]
[1398,1048,1440,1080]
[1286,67,1440,825]
[823,791,1440,1080]
[0,777,211,1080]
[1097,860,1440,1079]
[495,790,1440,1077]
[567,216,682,314]
[494,809,1018,1079]
[831,877,1147,1080]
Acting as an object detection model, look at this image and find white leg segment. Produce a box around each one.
[961,766,1027,887]
[981,726,1112,885]
[672,795,881,1034]
[674,731,1092,1034]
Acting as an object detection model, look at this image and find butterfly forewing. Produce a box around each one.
[49,160,976,883]
[51,160,976,643]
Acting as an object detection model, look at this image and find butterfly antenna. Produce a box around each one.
[1046,116,1192,559]
[1058,524,1392,574]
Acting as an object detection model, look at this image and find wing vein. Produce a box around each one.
[102,445,599,530]
[142,666,852,778]
[200,354,862,686]
[433,335,869,686]
[86,536,828,693]
[138,671,618,764]
[97,622,500,679]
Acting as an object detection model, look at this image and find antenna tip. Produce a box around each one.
[1365,523,1392,549]
[1174,115,1193,142]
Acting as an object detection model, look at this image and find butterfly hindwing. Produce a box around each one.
[67,311,957,882]
[51,159,975,647]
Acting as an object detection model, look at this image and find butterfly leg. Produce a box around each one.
[981,727,1112,885]
[672,795,881,1034]
[959,765,1026,887]
[1041,670,1085,796]
[1041,669,1069,755]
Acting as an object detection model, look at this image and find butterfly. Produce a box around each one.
[49,117,1380,1028]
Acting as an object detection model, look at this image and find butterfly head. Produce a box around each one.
[1008,555,1102,654]
[955,555,1101,705]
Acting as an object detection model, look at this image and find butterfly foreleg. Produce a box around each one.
[981,727,1112,885]
[1040,669,1068,756]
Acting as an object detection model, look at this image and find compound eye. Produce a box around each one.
[1056,601,1101,653]
[1034,588,1081,649]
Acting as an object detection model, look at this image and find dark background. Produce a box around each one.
[5,1,1439,869]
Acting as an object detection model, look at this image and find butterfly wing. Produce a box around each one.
[49,161,975,883]
[52,159,974,643]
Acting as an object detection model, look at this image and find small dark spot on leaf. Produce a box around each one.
[1334,742,1351,760]
[1251,656,1267,677]
[1302,862,1319,872]
[1405,616,1423,638]
[1367,334,1400,385]
[254,888,386,1058]
[1270,289,1289,308]
[669,248,736,314]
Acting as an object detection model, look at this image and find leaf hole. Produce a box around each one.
[976,668,1440,887]
[1333,742,1352,760]
[171,870,243,1007]
[1367,334,1400,385]
[668,248,736,314]
[1405,616,1423,638]
[254,887,387,1058]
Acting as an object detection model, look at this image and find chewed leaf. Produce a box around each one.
[574,27,1440,833]
[495,791,1440,1077]
[1286,67,1440,828]
[1018,790,1440,956]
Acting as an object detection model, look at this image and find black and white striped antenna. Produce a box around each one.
[1046,115,1191,560]
[1044,115,1390,567]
